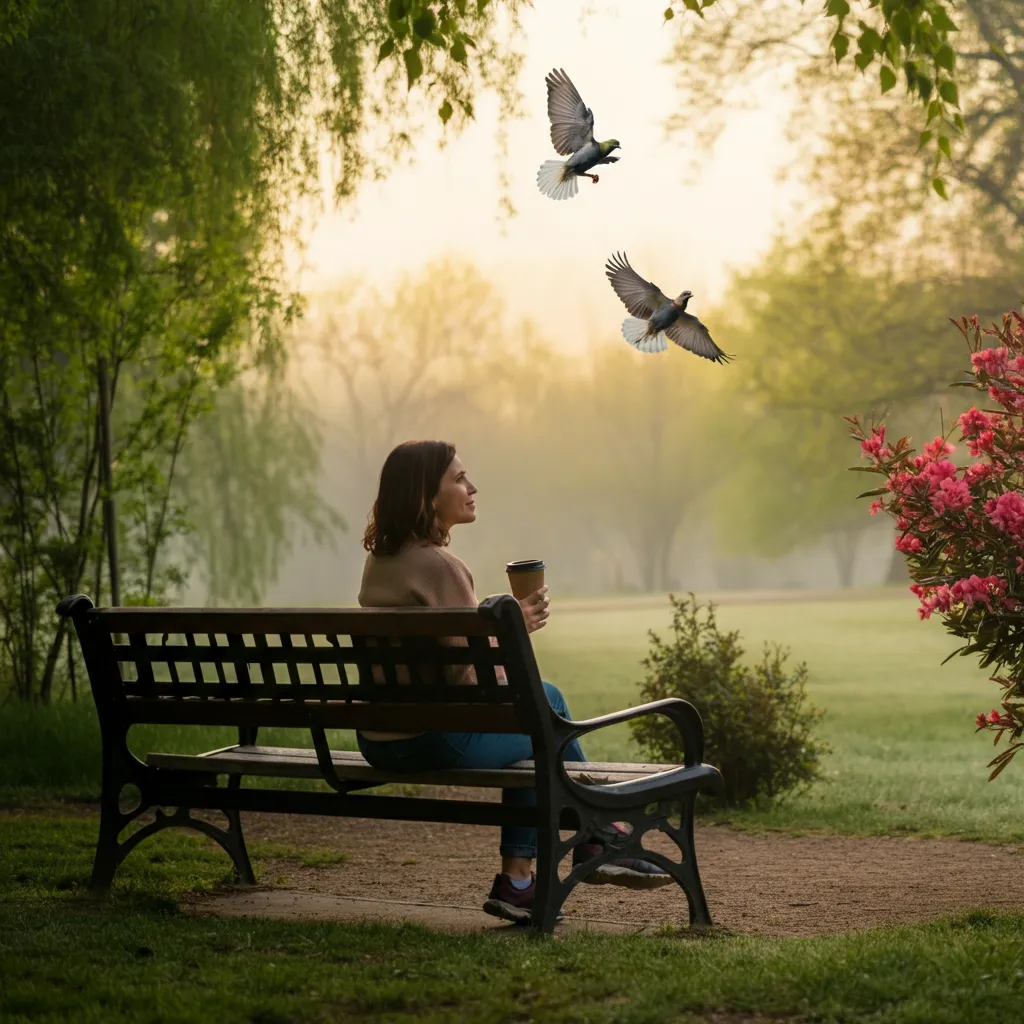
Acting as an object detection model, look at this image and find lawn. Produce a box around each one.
[534,587,1024,843]
[4,587,1024,1023]
[3,809,1024,1024]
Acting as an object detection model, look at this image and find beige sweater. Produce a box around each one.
[357,540,479,740]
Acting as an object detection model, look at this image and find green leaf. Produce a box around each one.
[376,38,395,66]
[935,43,955,71]
[930,8,958,33]
[855,50,874,71]
[858,26,883,54]
[456,0,467,14]
[856,487,889,499]
[413,10,437,40]
[918,76,933,102]
[832,31,850,63]
[917,129,933,150]
[953,112,965,133]
[663,6,674,20]
[683,0,704,17]
[938,134,951,159]
[438,100,453,125]
[427,31,445,47]
[403,46,423,89]
[932,176,948,200]
[826,0,850,16]
[939,79,960,106]
[387,0,407,23]
[927,98,941,122]
[450,38,467,64]
[880,65,897,92]
[891,9,912,46]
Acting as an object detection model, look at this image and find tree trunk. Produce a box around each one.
[884,542,911,584]
[829,527,862,588]
[38,617,67,705]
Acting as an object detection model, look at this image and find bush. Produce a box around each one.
[630,594,828,806]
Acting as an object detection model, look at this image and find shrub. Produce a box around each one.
[848,310,1024,778]
[630,593,828,806]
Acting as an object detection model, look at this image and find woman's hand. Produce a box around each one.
[519,585,550,633]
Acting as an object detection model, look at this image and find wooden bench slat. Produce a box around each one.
[95,607,499,637]
[147,745,680,790]
[122,697,524,733]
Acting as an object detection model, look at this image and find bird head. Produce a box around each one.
[600,139,621,155]
[674,290,693,309]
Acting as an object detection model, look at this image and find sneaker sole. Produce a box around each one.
[482,899,565,925]
[579,864,676,890]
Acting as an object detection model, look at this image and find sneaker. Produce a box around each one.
[482,873,564,925]
[572,823,674,890]
[482,872,537,924]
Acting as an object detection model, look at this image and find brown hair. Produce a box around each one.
[362,441,457,557]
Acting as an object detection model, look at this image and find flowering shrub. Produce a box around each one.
[848,311,1024,778]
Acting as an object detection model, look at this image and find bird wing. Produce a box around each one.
[605,252,670,318]
[546,68,595,155]
[666,313,731,364]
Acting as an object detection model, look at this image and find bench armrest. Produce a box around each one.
[556,698,705,768]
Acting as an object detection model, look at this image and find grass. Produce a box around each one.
[3,809,1024,1024]
[533,588,1024,843]
[3,587,1023,840]
[5,589,1024,1021]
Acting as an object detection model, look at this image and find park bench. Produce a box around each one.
[57,593,724,932]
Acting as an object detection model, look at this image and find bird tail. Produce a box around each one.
[622,317,667,354]
[537,159,578,201]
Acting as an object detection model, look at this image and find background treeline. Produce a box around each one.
[3,0,1022,702]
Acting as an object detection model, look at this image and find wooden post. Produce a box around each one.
[97,357,120,607]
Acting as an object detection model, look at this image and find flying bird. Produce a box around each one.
[537,69,621,201]
[604,252,730,364]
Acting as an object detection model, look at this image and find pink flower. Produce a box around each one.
[860,426,888,458]
[959,408,993,437]
[966,431,996,457]
[950,575,1007,611]
[924,437,956,459]
[976,712,989,729]
[930,477,973,515]
[985,492,1024,536]
[987,709,1002,725]
[965,461,997,485]
[895,534,923,554]
[972,346,1008,377]
[911,583,954,620]
[987,384,1024,412]
[869,499,884,516]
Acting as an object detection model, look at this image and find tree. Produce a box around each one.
[566,345,726,592]
[178,369,346,607]
[709,222,1021,581]
[0,1,524,700]
[305,258,506,491]
[666,1,1023,226]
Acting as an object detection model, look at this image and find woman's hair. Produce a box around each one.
[362,440,457,556]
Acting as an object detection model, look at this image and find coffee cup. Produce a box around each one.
[506,559,546,600]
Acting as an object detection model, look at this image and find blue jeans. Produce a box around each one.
[357,681,586,858]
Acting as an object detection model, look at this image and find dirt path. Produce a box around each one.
[186,787,1021,937]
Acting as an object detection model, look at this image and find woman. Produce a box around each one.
[357,440,670,923]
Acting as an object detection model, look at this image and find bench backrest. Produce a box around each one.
[57,594,554,741]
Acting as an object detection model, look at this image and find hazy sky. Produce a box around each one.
[286,1,805,350]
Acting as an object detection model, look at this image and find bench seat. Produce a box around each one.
[147,744,685,789]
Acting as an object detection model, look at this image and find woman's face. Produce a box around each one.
[434,454,477,530]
